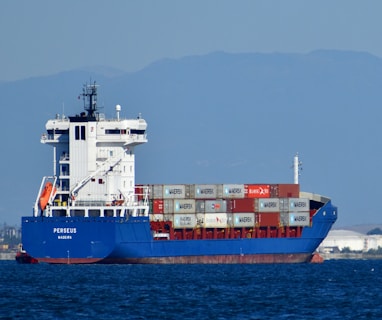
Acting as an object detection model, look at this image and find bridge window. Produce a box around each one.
[105,129,128,134]
[130,129,145,135]
[47,129,69,135]
[75,126,86,140]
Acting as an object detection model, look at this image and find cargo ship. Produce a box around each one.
[21,82,337,264]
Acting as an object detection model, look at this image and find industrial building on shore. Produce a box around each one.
[319,230,382,253]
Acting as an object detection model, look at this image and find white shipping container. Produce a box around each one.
[287,198,310,212]
[163,214,173,222]
[280,212,310,226]
[174,199,196,214]
[195,200,205,213]
[191,184,219,199]
[196,213,229,228]
[223,184,245,198]
[163,199,174,214]
[151,185,163,199]
[204,200,227,213]
[173,214,197,228]
[149,213,164,222]
[233,213,256,227]
[216,184,224,198]
[163,185,186,199]
[279,198,288,211]
[184,184,191,198]
[255,198,280,212]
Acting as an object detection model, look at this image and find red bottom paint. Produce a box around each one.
[105,254,314,264]
[41,253,315,264]
[38,257,103,264]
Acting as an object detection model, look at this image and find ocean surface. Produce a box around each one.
[1,260,381,319]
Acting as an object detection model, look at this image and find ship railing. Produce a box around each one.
[39,186,150,217]
[71,200,108,207]
[45,204,149,218]
[59,153,70,161]
[55,186,70,192]
[300,191,330,204]
[95,133,147,143]
[41,133,69,143]
[41,133,53,143]
[51,185,69,193]
[131,186,150,207]
[129,133,147,141]
[59,172,70,177]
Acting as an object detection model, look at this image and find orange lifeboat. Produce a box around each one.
[39,182,56,211]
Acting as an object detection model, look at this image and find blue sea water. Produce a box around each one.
[1,260,381,319]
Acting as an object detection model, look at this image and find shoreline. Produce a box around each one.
[0,252,16,260]
[322,253,382,260]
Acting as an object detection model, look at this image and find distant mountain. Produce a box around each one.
[75,66,127,78]
[1,50,382,227]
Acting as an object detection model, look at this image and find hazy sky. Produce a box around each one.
[1,1,382,81]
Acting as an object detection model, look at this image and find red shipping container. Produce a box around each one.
[228,198,255,213]
[244,185,270,198]
[152,199,164,214]
[135,185,144,201]
[256,212,280,227]
[278,184,300,198]
[270,184,279,197]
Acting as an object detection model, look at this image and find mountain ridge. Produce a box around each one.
[1,49,382,227]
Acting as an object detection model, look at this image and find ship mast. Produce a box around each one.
[294,153,302,184]
[81,81,98,118]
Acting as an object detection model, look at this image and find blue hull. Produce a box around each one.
[22,201,337,264]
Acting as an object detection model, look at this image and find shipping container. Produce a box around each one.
[232,213,255,227]
[174,199,196,214]
[163,213,173,222]
[149,213,164,222]
[255,198,280,212]
[151,199,164,214]
[280,212,310,226]
[278,184,300,198]
[228,198,256,213]
[270,184,279,198]
[151,184,163,199]
[196,213,230,228]
[196,200,206,213]
[256,212,280,227]
[280,198,309,212]
[173,214,197,228]
[223,184,245,198]
[204,200,227,213]
[163,199,174,214]
[185,184,191,198]
[163,184,187,199]
[245,184,270,198]
[190,184,219,199]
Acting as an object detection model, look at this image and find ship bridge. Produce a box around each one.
[35,83,148,218]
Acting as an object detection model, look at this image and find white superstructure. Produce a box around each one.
[34,82,149,218]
